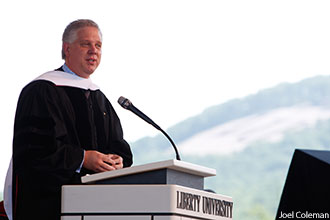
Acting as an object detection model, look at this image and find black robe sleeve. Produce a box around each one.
[103,97,133,168]
[13,81,84,185]
[13,81,85,220]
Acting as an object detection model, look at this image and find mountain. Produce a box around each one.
[130,75,330,220]
[178,104,330,156]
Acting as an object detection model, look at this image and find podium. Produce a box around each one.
[61,160,233,220]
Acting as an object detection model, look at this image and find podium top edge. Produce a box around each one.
[81,159,216,184]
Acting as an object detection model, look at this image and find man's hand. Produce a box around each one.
[83,150,124,173]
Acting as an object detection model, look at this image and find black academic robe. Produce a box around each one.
[12,70,133,220]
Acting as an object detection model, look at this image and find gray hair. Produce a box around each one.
[61,19,102,59]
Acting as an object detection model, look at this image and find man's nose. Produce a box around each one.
[88,45,99,54]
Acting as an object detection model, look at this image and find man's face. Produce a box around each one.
[64,26,102,78]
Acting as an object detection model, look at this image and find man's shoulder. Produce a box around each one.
[20,79,60,101]
[22,70,63,91]
[23,78,56,92]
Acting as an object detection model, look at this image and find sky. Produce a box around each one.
[1,0,330,190]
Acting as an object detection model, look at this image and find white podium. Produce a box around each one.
[61,160,233,220]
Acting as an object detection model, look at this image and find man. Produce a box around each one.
[6,19,133,220]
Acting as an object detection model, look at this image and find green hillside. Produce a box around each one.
[185,119,330,219]
[130,75,330,220]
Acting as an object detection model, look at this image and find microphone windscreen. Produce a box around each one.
[118,96,131,109]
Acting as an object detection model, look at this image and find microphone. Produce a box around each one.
[118,96,181,160]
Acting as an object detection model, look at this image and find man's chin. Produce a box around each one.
[76,69,96,78]
[88,64,98,72]
[85,67,97,75]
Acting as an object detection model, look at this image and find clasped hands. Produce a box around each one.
[83,150,123,173]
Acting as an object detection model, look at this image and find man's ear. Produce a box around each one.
[63,42,70,57]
